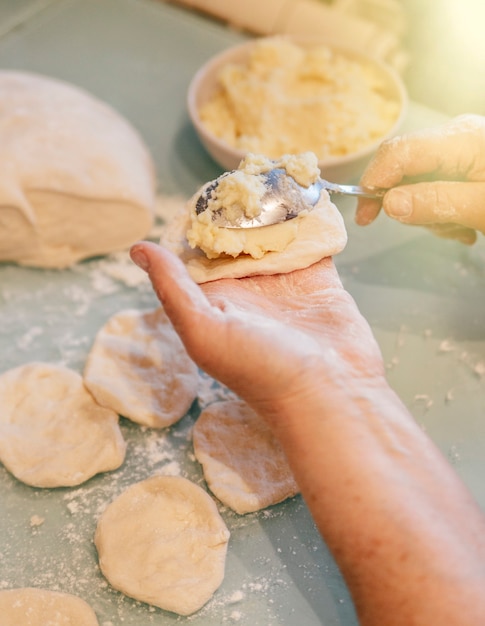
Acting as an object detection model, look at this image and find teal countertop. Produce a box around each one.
[0,2,484,625]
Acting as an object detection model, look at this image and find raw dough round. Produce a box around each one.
[83,307,199,428]
[95,475,230,616]
[0,362,126,488]
[193,400,299,514]
[0,71,156,268]
[161,191,347,283]
[0,588,99,626]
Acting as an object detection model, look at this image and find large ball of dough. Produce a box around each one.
[0,71,156,268]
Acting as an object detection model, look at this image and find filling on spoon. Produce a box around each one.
[159,151,347,284]
[186,152,320,260]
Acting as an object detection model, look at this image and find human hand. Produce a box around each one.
[130,242,385,422]
[130,248,485,626]
[356,114,485,244]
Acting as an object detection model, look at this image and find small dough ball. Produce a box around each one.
[0,71,156,268]
[193,400,299,514]
[0,362,126,488]
[83,307,199,428]
[95,475,230,616]
[0,588,99,625]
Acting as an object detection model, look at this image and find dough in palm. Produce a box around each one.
[0,588,99,626]
[95,475,230,616]
[83,307,199,428]
[161,194,346,283]
[0,362,126,488]
[161,152,346,283]
[193,400,299,514]
[0,71,156,268]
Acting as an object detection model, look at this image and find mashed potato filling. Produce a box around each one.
[199,37,400,160]
[186,152,320,259]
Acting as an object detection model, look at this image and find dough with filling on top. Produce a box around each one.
[83,307,199,428]
[0,362,126,488]
[0,71,156,268]
[161,188,346,283]
[193,400,299,514]
[95,475,230,616]
[0,588,99,626]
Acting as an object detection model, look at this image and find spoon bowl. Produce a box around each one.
[195,168,387,229]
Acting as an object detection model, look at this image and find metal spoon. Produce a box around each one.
[195,167,387,229]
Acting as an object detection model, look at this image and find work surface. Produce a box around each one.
[1,1,484,625]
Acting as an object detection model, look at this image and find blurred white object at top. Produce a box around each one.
[170,0,408,72]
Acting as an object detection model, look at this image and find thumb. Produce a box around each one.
[130,241,219,356]
[383,181,485,233]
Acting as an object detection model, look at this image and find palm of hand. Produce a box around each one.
[197,257,385,411]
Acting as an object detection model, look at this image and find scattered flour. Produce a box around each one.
[228,590,245,604]
[90,251,149,290]
[29,515,45,528]
[17,326,44,351]
[474,361,485,377]
[413,394,433,411]
[445,389,455,403]
[229,610,242,621]
[438,339,455,353]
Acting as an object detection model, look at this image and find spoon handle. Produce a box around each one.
[321,179,387,199]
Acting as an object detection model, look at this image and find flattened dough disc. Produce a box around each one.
[0,362,126,488]
[95,475,230,616]
[0,588,99,626]
[84,307,199,428]
[193,400,299,514]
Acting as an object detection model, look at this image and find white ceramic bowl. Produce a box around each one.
[187,36,408,183]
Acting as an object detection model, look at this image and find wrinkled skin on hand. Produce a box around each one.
[356,114,485,244]
[131,242,485,626]
[130,242,385,423]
